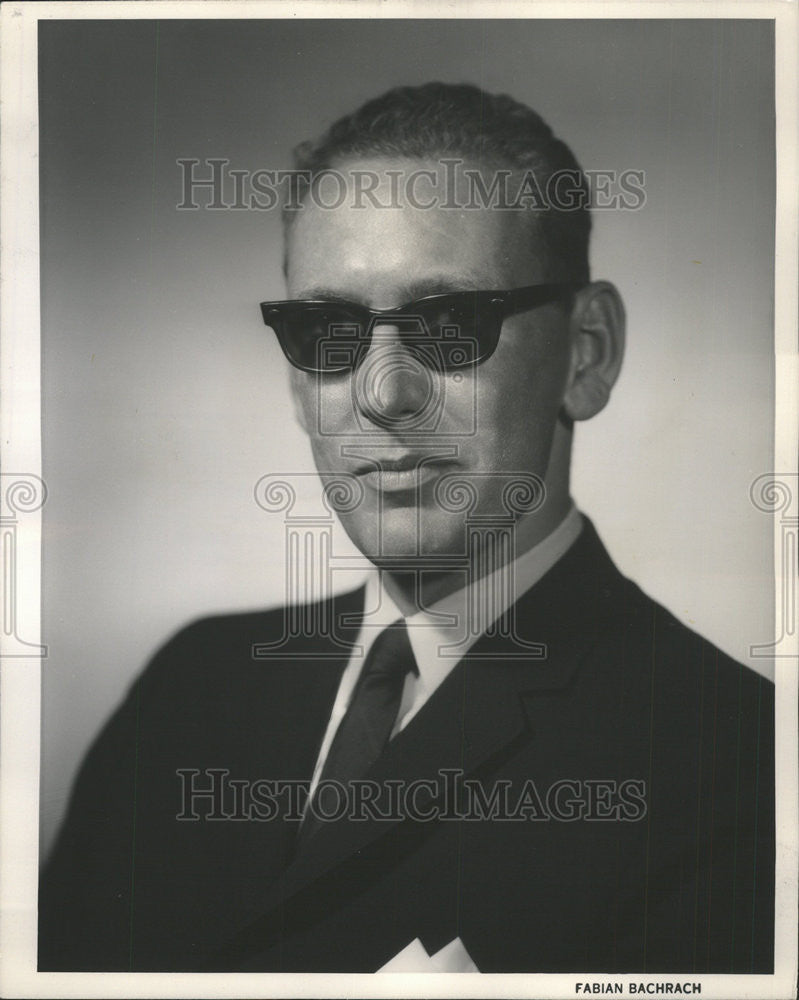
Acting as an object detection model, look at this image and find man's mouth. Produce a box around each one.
[351,454,455,494]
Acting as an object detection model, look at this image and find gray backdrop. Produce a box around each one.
[39,18,775,854]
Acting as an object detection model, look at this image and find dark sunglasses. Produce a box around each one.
[261,283,575,374]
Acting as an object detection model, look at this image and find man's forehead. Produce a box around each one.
[285,157,547,297]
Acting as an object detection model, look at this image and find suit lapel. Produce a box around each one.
[212,519,623,968]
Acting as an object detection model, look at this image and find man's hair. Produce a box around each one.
[285,82,591,284]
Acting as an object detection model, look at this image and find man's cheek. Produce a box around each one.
[288,372,314,435]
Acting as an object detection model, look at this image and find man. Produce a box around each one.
[39,83,774,973]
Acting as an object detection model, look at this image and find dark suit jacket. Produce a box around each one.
[39,520,774,973]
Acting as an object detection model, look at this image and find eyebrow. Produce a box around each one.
[295,274,491,306]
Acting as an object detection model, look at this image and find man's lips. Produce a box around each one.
[351,454,455,494]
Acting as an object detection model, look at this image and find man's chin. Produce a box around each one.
[339,508,467,567]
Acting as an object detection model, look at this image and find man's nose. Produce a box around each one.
[352,322,441,431]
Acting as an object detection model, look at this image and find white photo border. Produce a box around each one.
[1,2,796,998]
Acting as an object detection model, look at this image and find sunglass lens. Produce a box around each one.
[285,307,364,372]
[415,295,498,367]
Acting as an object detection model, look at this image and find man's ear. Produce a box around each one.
[562,281,626,421]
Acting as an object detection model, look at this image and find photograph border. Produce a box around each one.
[1,2,796,998]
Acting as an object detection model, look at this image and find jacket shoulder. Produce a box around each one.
[138,585,366,689]
[566,523,774,759]
[616,570,772,694]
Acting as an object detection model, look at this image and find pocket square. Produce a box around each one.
[378,936,479,972]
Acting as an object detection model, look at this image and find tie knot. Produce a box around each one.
[361,619,418,681]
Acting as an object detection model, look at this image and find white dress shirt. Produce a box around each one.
[305,505,583,802]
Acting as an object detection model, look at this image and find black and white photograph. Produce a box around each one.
[0,2,796,997]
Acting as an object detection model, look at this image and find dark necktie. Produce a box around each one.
[295,619,417,852]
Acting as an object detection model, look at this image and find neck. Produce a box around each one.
[380,490,573,615]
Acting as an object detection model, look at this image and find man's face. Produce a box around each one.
[285,158,574,566]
